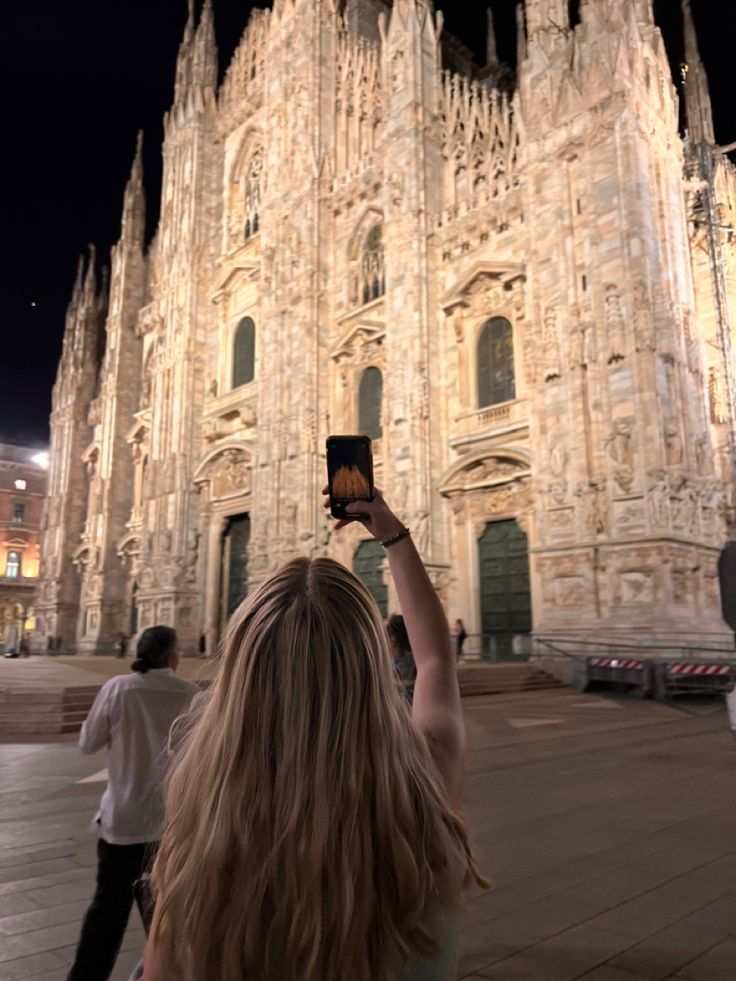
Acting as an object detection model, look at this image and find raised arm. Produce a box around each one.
[329,489,465,808]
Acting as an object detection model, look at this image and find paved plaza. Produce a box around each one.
[0,687,734,981]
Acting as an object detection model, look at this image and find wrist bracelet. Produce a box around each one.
[381,527,412,549]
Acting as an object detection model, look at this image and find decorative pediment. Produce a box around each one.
[441,262,526,314]
[116,533,141,559]
[2,536,29,550]
[211,262,260,303]
[439,450,531,495]
[331,321,385,363]
[193,443,254,499]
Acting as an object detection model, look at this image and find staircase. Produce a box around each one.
[0,685,99,735]
[458,662,567,698]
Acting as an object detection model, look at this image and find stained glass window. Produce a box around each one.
[233,317,256,389]
[359,367,383,440]
[477,317,515,408]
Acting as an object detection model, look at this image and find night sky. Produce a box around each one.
[1,1,732,448]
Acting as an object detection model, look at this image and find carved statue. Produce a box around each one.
[647,471,669,529]
[664,422,683,466]
[606,419,633,469]
[542,307,561,382]
[708,366,727,424]
[605,284,627,364]
[633,281,655,352]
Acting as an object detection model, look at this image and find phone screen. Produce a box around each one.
[327,436,374,520]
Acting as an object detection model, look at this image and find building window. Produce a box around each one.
[359,366,383,440]
[13,502,25,523]
[14,479,27,491]
[243,149,262,241]
[5,551,20,580]
[477,317,515,408]
[233,317,256,389]
[360,225,385,306]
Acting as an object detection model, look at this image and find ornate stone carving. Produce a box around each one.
[633,281,655,352]
[663,421,683,467]
[542,307,561,382]
[605,284,627,364]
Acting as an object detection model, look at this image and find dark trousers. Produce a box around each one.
[67,838,155,981]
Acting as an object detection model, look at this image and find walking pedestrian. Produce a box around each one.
[197,630,206,658]
[115,632,129,659]
[66,626,195,981]
[453,619,467,659]
[134,489,485,981]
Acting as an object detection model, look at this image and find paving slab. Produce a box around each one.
[0,689,734,980]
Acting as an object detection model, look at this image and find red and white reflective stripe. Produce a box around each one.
[667,663,735,676]
[591,658,643,670]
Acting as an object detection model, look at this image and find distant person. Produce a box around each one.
[47,636,54,654]
[115,632,129,659]
[19,636,30,657]
[453,619,467,659]
[66,626,195,981]
[55,635,63,653]
[387,612,417,705]
[133,489,484,981]
[198,631,206,658]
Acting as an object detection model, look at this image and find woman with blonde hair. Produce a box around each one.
[138,491,484,981]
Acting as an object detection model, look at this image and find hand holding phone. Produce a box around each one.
[326,436,375,521]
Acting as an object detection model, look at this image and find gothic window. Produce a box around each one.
[358,366,383,440]
[13,502,25,523]
[5,551,20,580]
[243,149,262,241]
[477,317,515,408]
[360,225,385,306]
[233,317,256,389]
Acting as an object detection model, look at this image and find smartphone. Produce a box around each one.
[326,436,374,521]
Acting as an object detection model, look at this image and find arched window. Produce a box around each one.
[233,317,256,389]
[477,317,515,408]
[359,367,383,440]
[243,149,262,241]
[5,551,21,580]
[360,225,385,306]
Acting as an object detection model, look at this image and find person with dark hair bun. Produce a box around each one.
[67,627,195,981]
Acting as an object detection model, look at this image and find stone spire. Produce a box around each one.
[121,131,145,248]
[516,3,527,65]
[682,0,715,145]
[524,0,568,37]
[191,0,217,101]
[173,0,196,106]
[486,6,498,69]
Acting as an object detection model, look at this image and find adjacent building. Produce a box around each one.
[0,443,47,651]
[34,0,736,656]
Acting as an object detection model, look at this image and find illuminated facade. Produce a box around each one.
[35,0,736,655]
[0,443,46,651]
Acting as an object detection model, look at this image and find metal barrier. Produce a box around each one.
[533,637,736,701]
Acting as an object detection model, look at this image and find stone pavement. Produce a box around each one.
[0,689,734,980]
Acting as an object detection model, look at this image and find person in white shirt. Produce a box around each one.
[66,626,195,981]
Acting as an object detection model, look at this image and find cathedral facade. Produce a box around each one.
[34,0,736,656]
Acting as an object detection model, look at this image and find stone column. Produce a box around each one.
[204,513,227,655]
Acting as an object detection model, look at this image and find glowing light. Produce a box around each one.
[14,479,27,491]
[32,451,49,470]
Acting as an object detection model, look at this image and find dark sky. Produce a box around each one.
[1,1,732,448]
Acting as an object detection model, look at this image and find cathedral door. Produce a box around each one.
[221,514,251,628]
[478,520,531,661]
[353,540,388,617]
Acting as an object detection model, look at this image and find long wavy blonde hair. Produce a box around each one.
[150,557,483,981]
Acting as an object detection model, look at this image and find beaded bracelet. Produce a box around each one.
[381,526,412,549]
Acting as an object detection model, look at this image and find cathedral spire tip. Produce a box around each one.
[486,6,498,68]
